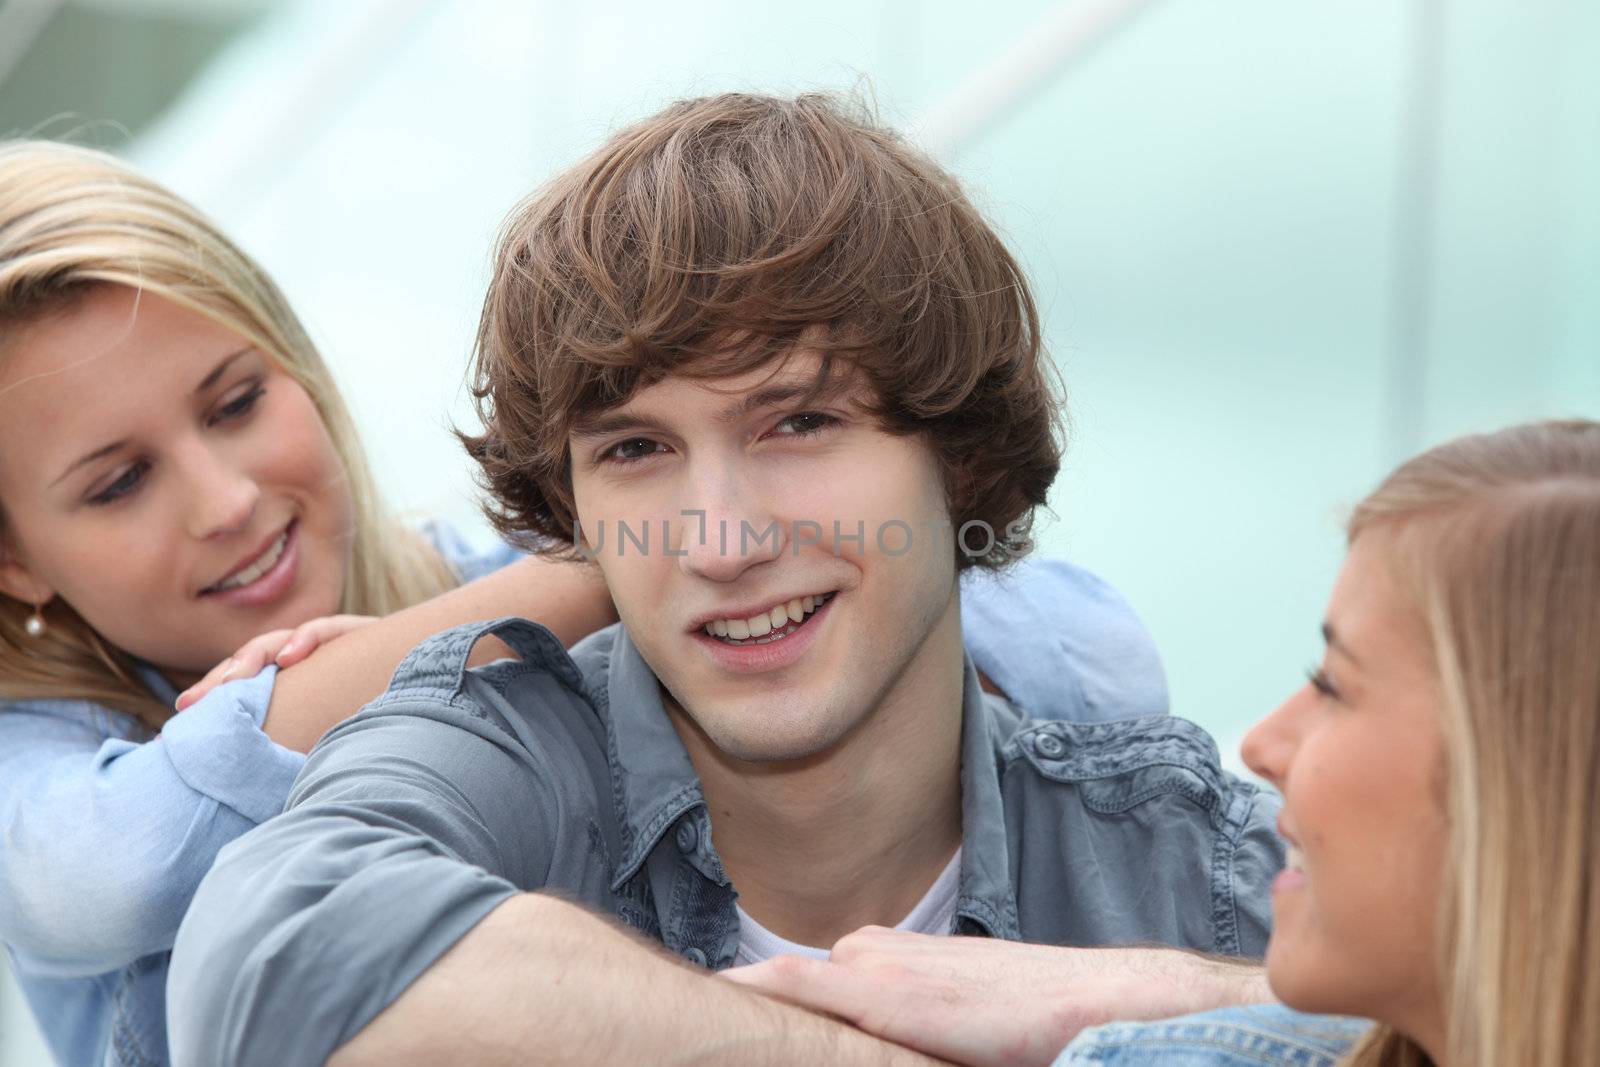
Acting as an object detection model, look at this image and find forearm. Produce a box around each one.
[331,894,948,1067]
[261,557,613,751]
[725,930,1272,1067]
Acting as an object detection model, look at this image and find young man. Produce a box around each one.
[169,93,1282,1067]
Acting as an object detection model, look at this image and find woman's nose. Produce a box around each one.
[181,444,260,540]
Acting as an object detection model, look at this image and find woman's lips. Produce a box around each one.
[199,521,300,609]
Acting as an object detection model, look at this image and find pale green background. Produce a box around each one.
[3,1,1596,1062]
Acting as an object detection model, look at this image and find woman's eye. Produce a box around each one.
[87,461,150,506]
[1305,665,1340,701]
[771,412,839,437]
[602,438,667,464]
[210,385,265,426]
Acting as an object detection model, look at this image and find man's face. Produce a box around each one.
[568,352,961,762]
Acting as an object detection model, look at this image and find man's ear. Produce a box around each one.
[0,540,55,607]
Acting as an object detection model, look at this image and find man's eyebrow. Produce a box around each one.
[569,377,852,443]
[713,379,847,424]
[50,346,258,488]
[569,412,674,443]
[1322,621,1363,666]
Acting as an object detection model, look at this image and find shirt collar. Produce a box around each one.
[601,624,1024,938]
[606,627,709,890]
[954,656,1024,940]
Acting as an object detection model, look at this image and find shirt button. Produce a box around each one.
[1033,732,1066,759]
[683,947,708,967]
[676,820,699,854]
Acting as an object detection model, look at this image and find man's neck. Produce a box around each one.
[669,598,967,949]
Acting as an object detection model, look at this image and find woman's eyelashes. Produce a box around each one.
[84,383,267,506]
[1306,664,1341,701]
[87,460,150,506]
[207,383,266,427]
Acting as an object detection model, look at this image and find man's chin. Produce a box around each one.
[679,693,858,766]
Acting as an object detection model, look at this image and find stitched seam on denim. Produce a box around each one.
[1220,785,1261,956]
[354,691,529,752]
[1075,1030,1341,1065]
[1007,721,1227,798]
[1075,1030,1337,1062]
[1080,774,1217,816]
[954,895,1014,940]
[611,784,704,892]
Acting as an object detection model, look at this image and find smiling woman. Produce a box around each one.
[0,287,356,687]
[0,140,620,1067]
[0,141,459,727]
[1052,419,1600,1067]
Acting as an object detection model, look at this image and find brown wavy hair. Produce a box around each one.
[462,91,1064,569]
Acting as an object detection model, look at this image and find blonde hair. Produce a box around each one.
[1339,419,1600,1067]
[0,140,455,729]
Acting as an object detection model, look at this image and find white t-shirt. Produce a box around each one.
[733,849,962,965]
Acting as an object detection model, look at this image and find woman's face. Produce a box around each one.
[0,286,354,685]
[1241,531,1447,1046]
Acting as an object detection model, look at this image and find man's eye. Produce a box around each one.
[772,412,839,437]
[88,461,150,506]
[602,438,667,464]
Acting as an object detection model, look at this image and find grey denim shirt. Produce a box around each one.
[168,618,1284,1067]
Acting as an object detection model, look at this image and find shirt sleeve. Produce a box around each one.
[0,669,303,976]
[1224,783,1285,959]
[960,559,1170,722]
[167,671,577,1067]
[1053,1005,1369,1066]
[419,519,527,584]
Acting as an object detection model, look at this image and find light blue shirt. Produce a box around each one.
[1,553,1165,1067]
[1055,1005,1371,1066]
[0,528,520,1067]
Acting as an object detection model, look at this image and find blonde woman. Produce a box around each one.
[0,138,623,1067]
[1056,418,1600,1065]
[733,419,1599,1067]
[0,141,1166,1067]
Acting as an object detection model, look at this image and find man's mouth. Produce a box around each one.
[203,523,293,594]
[702,592,836,646]
[1284,845,1305,873]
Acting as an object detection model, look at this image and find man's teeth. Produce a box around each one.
[703,593,832,644]
[1285,846,1305,872]
[213,530,288,591]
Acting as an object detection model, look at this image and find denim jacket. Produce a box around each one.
[1056,1005,1372,1066]
[1,556,1169,1067]
[168,617,1283,1067]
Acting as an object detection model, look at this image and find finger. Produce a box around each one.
[719,957,879,1026]
[228,633,290,679]
[176,630,290,709]
[276,615,376,667]
[275,616,351,666]
[175,657,237,711]
[274,631,316,667]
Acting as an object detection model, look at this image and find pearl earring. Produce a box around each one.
[24,605,45,637]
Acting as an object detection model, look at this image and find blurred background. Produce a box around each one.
[1,0,1596,1061]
